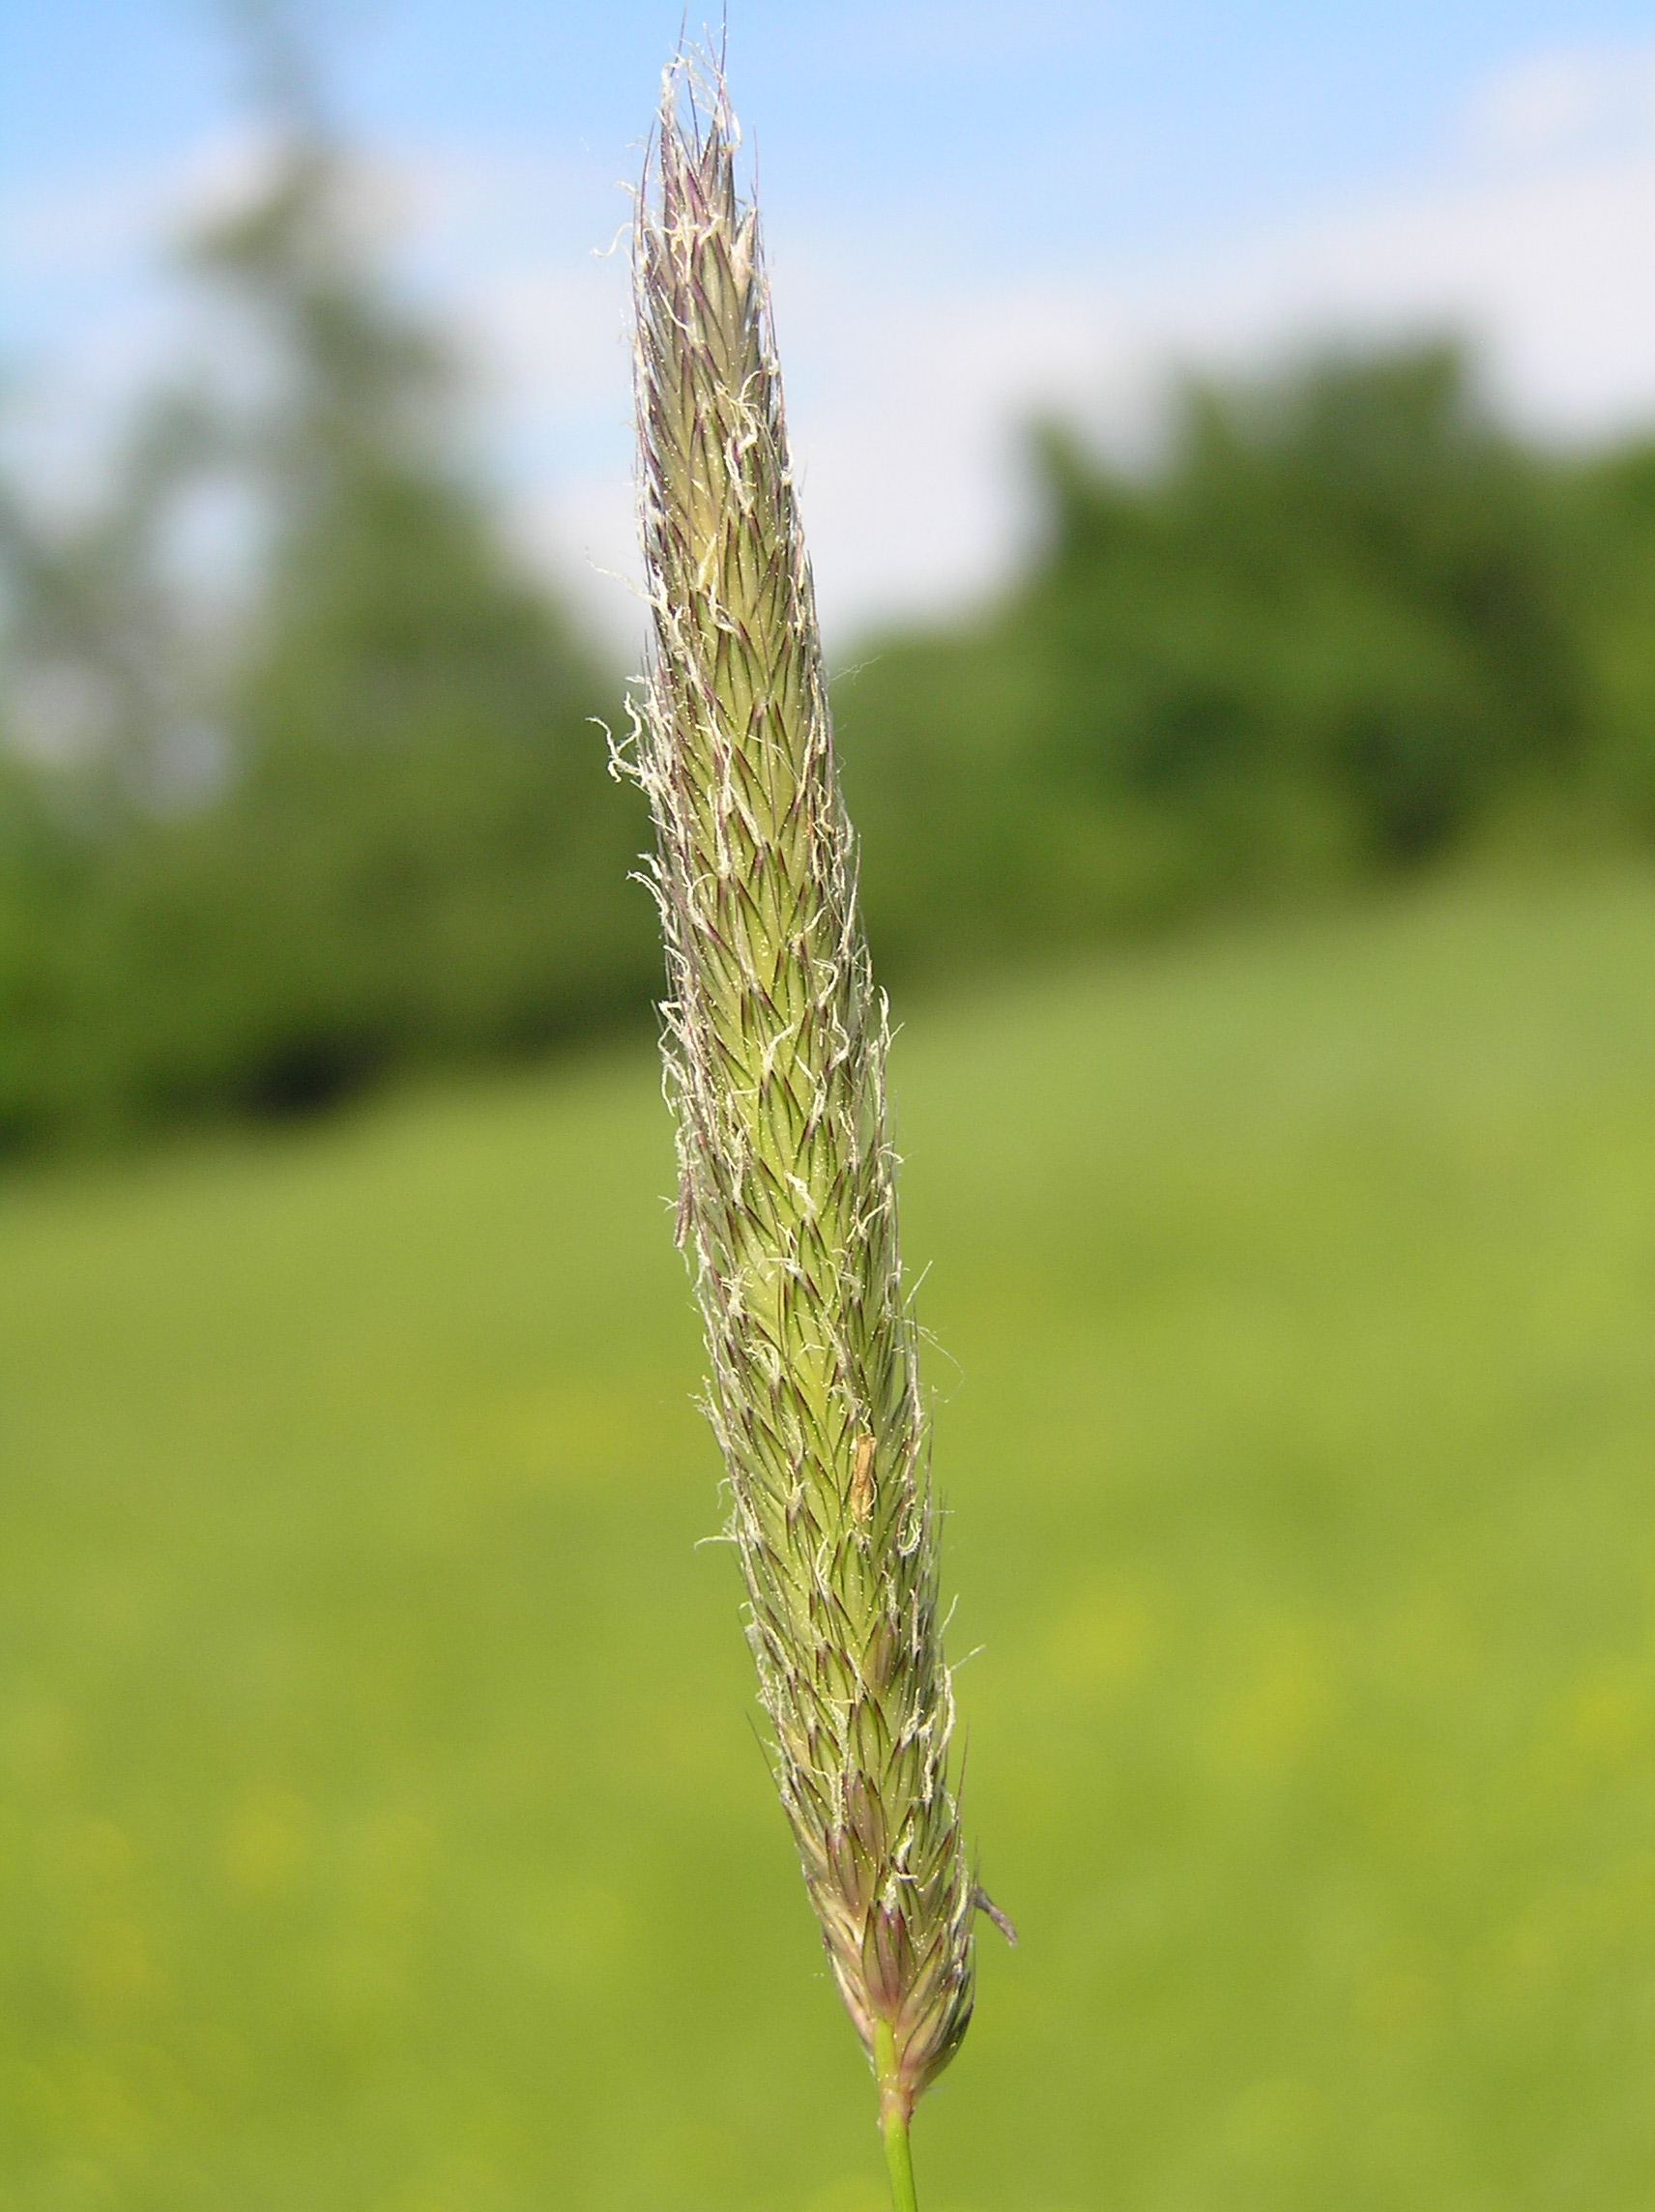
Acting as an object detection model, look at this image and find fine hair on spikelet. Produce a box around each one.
[623,55,1006,2139]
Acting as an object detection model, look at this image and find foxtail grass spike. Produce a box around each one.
[625,57,996,2153]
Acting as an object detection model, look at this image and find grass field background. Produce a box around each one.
[5,868,1655,2211]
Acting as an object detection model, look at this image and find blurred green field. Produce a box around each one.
[5,867,1655,2212]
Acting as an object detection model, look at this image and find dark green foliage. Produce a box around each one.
[1573,438,1655,824]
[0,121,655,1151]
[10,314,1655,1154]
[0,757,90,1153]
[92,467,650,1125]
[834,343,1640,980]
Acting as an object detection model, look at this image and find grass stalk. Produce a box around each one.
[626,52,1004,2201]
[874,2021,920,2212]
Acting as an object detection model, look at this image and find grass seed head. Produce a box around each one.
[628,57,978,2115]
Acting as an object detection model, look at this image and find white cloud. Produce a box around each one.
[1089,151,1655,436]
[0,127,290,277]
[587,123,1655,642]
[1467,40,1655,160]
[12,41,1655,652]
[459,44,1655,646]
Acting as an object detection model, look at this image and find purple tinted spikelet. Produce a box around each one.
[627,64,977,2117]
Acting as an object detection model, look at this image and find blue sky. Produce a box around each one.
[7,0,1655,641]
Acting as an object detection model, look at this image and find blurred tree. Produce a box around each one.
[834,343,1609,978]
[110,103,653,1119]
[9,102,1655,1160]
[0,21,654,1144]
[1575,436,1655,828]
[0,751,84,1150]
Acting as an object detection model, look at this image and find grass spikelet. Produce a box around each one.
[626,53,995,2189]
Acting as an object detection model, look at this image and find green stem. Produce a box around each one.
[873,2022,918,2212]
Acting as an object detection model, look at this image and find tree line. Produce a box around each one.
[7,105,1655,1157]
[835,346,1655,977]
